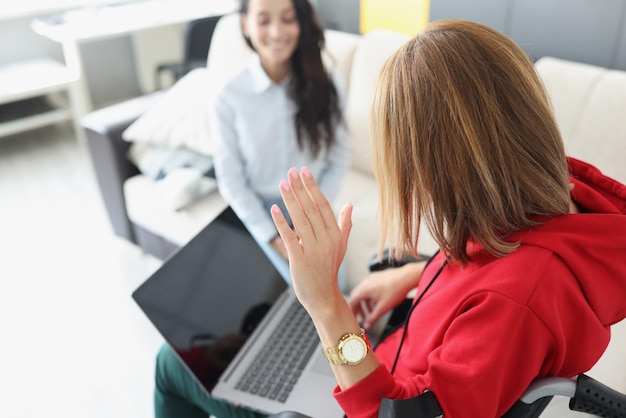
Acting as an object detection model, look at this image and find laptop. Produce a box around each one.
[132,206,345,417]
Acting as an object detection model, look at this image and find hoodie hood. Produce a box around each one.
[517,157,626,327]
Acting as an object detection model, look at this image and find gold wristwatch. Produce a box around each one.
[322,329,371,365]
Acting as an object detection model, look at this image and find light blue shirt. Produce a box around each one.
[213,55,351,244]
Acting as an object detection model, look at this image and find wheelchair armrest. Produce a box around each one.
[501,377,575,418]
[513,374,626,417]
[569,373,626,416]
[519,377,576,403]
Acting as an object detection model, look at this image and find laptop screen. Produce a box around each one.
[132,207,288,392]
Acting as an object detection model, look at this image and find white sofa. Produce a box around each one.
[83,14,626,405]
[117,13,432,291]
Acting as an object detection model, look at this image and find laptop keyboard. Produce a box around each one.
[235,299,319,402]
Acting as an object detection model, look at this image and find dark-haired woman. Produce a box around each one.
[213,0,350,284]
[153,0,349,417]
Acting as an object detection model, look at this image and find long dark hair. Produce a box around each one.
[240,0,343,158]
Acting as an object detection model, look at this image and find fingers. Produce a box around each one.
[348,282,373,320]
[270,204,300,257]
[348,283,366,311]
[280,168,318,244]
[353,300,372,327]
[362,304,385,330]
[337,203,353,249]
[273,167,354,280]
[348,295,380,331]
[300,166,340,231]
[279,167,348,245]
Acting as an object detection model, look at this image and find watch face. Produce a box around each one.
[341,336,367,364]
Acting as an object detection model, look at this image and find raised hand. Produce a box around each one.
[270,166,353,315]
[271,167,383,391]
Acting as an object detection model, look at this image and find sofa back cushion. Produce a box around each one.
[120,14,251,156]
[206,13,254,104]
[323,30,360,90]
[536,57,626,185]
[345,29,410,177]
[535,58,626,394]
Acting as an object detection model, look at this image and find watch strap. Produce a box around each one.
[322,345,345,365]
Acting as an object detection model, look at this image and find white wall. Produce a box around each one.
[5,0,624,110]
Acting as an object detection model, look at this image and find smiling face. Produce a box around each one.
[241,0,301,81]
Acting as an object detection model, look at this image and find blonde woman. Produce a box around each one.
[272,20,626,417]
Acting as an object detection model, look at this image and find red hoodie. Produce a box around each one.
[334,158,626,417]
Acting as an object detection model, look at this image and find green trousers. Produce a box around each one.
[154,343,268,418]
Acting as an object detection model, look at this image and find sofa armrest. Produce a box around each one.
[81,92,163,242]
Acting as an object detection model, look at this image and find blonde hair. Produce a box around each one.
[371,20,571,265]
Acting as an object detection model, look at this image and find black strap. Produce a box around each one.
[379,391,443,418]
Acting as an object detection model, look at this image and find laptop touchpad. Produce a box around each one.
[309,352,335,377]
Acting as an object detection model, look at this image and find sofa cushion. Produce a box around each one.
[124,174,227,246]
[345,29,410,177]
[323,30,360,89]
[536,57,626,184]
[125,144,217,211]
[205,13,254,90]
[566,68,626,185]
[122,68,214,155]
[122,14,253,157]
[531,57,626,404]
[127,144,214,181]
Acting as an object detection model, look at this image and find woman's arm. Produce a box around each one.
[270,166,381,389]
[213,94,279,244]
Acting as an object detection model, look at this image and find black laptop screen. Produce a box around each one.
[132,207,288,391]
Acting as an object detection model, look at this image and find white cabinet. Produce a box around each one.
[0,58,83,139]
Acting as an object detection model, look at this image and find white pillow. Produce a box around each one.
[122,68,214,156]
[157,167,217,211]
[126,143,214,181]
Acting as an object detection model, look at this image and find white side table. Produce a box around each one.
[0,58,85,141]
[30,0,238,111]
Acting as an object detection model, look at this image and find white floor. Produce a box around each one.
[0,123,164,418]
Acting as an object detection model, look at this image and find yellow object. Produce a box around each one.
[360,0,430,36]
